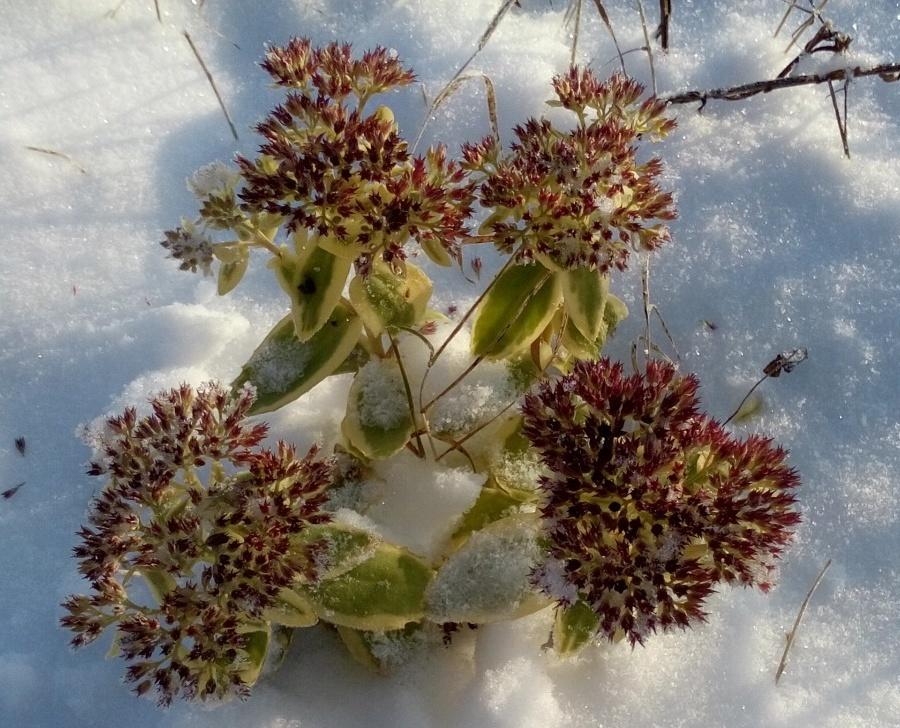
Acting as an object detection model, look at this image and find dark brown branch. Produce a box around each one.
[664,62,900,107]
[655,0,671,51]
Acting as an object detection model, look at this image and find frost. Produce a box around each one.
[355,360,408,429]
[249,336,311,393]
[187,161,240,199]
[488,448,545,491]
[426,516,542,623]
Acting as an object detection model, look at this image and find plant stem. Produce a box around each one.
[417,243,525,410]
[387,330,425,458]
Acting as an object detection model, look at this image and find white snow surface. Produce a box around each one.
[2,0,900,726]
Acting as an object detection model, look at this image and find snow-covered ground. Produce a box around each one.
[2,1,899,726]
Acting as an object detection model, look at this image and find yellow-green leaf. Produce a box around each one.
[300,543,434,631]
[270,243,352,342]
[341,360,414,459]
[604,293,629,334]
[471,264,562,360]
[262,589,318,628]
[217,246,250,295]
[348,261,432,335]
[553,600,599,656]
[140,569,175,605]
[562,268,609,341]
[233,300,362,415]
[420,237,454,266]
[450,482,535,549]
[238,628,270,685]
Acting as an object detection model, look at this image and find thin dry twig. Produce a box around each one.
[567,0,584,67]
[634,0,657,94]
[664,62,900,107]
[24,146,88,174]
[775,559,832,685]
[413,0,517,151]
[436,310,571,463]
[827,79,850,157]
[183,31,239,142]
[590,0,626,74]
[153,0,161,23]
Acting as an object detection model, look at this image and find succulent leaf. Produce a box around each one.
[348,260,432,334]
[471,263,562,359]
[234,301,362,415]
[300,543,433,631]
[341,360,415,459]
[271,241,353,342]
[552,600,599,656]
[562,268,609,341]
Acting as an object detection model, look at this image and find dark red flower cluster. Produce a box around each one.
[464,68,676,272]
[61,383,333,705]
[238,39,472,270]
[521,359,800,645]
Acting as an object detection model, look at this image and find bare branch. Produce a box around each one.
[664,62,900,107]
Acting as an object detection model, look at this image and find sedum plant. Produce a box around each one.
[64,40,801,706]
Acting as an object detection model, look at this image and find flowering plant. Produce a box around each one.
[63,40,800,706]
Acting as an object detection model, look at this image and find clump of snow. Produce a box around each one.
[361,452,484,562]
[397,322,522,444]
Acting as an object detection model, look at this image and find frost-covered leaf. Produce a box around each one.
[341,360,415,459]
[471,264,562,360]
[426,515,548,623]
[348,260,432,335]
[552,600,599,656]
[562,268,609,341]
[300,543,434,631]
[233,300,362,415]
[271,240,352,341]
[336,622,431,674]
[297,523,380,580]
[449,482,535,548]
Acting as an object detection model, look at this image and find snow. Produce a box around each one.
[361,452,484,562]
[2,0,900,726]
